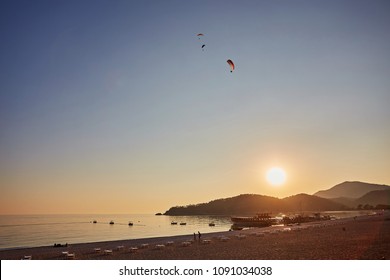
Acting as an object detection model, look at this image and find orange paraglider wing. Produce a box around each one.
[227,59,235,72]
[197,33,204,36]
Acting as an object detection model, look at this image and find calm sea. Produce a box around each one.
[0,214,232,250]
[0,211,374,250]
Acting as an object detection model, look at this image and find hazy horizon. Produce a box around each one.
[0,180,387,215]
[1,0,389,215]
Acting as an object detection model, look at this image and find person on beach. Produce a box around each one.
[198,231,201,241]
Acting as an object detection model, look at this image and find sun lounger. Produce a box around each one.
[166,241,174,246]
[140,243,149,249]
[155,244,165,250]
[22,255,32,260]
[129,247,138,253]
[66,253,75,259]
[104,249,113,255]
[62,251,69,258]
[117,245,124,250]
[201,239,211,244]
[181,241,191,247]
[94,248,101,253]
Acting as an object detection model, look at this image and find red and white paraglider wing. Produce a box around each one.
[227,59,235,72]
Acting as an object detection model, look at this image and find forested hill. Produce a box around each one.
[164,193,348,216]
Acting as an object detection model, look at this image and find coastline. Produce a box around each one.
[1,213,389,260]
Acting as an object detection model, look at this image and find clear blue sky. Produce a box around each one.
[1,0,389,214]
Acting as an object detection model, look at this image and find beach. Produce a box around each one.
[1,213,389,260]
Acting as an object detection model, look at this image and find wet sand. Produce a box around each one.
[1,213,389,260]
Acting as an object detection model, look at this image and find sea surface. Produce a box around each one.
[0,211,375,250]
[0,214,232,250]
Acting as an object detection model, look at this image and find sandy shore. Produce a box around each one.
[1,213,390,260]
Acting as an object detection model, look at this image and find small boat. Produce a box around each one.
[208,222,215,226]
[231,225,244,230]
[171,221,178,225]
[179,222,186,225]
[109,220,114,225]
[128,222,133,226]
[93,220,97,224]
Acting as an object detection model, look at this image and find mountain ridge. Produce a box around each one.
[313,181,390,199]
[163,181,390,216]
[164,193,348,216]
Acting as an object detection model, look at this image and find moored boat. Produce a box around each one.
[231,213,277,228]
[282,212,331,225]
[109,220,114,225]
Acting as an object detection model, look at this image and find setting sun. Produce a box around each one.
[266,167,287,186]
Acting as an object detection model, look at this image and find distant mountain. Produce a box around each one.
[164,193,348,216]
[354,190,390,207]
[314,181,390,199]
[282,193,347,212]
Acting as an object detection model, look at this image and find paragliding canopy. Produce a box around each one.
[201,44,206,49]
[197,33,204,36]
[227,59,235,72]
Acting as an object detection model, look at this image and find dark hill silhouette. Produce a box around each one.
[164,194,283,216]
[329,197,356,208]
[164,193,348,216]
[314,181,390,199]
[163,181,389,216]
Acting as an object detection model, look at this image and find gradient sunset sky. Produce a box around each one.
[1,0,389,214]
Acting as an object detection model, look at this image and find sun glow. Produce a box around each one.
[266,167,287,186]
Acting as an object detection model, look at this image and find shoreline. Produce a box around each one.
[1,213,389,260]
[0,210,376,251]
